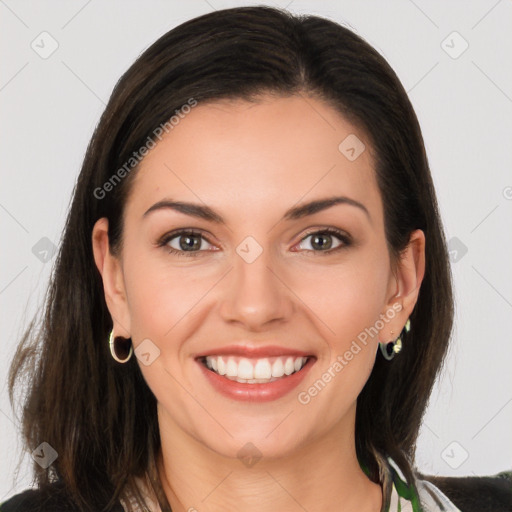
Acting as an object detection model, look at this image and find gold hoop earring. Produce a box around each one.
[109,329,133,363]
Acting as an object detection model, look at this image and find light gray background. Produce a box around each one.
[1,0,511,501]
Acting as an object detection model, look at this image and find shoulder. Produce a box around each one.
[0,485,76,512]
[417,470,512,512]
[0,483,125,512]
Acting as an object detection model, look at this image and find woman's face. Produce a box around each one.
[94,94,423,461]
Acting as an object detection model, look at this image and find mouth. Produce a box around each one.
[197,354,313,384]
[194,343,317,401]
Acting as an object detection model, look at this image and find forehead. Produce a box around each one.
[126,94,382,225]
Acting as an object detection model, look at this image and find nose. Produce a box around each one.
[218,240,295,331]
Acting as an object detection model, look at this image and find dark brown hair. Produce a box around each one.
[8,6,453,511]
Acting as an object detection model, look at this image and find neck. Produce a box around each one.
[154,405,382,512]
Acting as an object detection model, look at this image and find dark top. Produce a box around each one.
[1,471,511,511]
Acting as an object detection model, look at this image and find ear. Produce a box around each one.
[380,229,426,342]
[91,217,131,338]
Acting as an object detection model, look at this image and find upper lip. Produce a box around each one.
[196,344,313,359]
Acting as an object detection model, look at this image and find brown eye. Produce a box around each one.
[172,233,203,252]
[159,230,215,257]
[295,228,351,255]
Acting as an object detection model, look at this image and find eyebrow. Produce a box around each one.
[143,196,371,223]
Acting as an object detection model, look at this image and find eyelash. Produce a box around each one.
[157,228,352,258]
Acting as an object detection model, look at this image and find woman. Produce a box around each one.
[2,6,511,512]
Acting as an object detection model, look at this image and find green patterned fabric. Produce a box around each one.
[358,452,462,512]
[385,456,461,512]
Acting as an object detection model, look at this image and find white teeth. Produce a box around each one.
[284,357,295,375]
[271,358,284,377]
[254,358,272,379]
[226,358,238,377]
[217,357,226,375]
[238,358,254,380]
[203,355,308,382]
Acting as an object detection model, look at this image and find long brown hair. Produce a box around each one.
[8,6,454,511]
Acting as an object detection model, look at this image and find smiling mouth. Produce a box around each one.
[197,355,314,384]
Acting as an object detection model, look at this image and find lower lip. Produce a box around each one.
[196,357,316,402]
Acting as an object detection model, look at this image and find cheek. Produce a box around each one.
[121,248,209,342]
[293,252,390,347]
